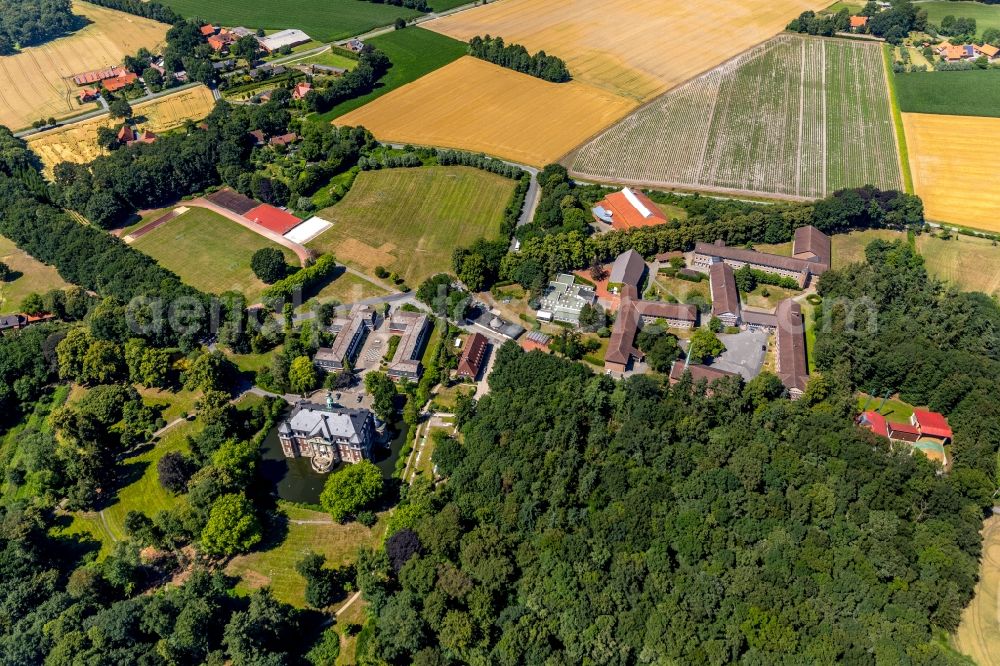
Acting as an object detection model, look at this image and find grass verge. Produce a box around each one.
[883,45,914,194]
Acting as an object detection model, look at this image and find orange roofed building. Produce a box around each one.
[245,203,302,235]
[103,72,138,92]
[849,15,868,30]
[292,82,312,100]
[592,187,667,230]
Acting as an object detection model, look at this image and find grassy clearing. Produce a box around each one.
[306,267,388,306]
[915,1,1000,37]
[226,502,385,607]
[295,49,358,71]
[651,275,711,306]
[227,348,280,374]
[895,70,1000,118]
[101,419,200,542]
[139,386,201,423]
[743,284,799,310]
[335,595,368,664]
[0,234,70,314]
[155,0,421,42]
[307,166,515,285]
[314,27,467,123]
[56,513,116,560]
[131,207,297,301]
[883,45,914,194]
[857,392,915,421]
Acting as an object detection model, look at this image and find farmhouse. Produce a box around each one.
[774,299,809,399]
[936,43,975,61]
[72,65,127,86]
[200,24,217,37]
[117,124,157,147]
[709,262,740,327]
[344,38,365,53]
[386,310,430,381]
[592,187,667,230]
[77,88,99,103]
[692,225,830,288]
[278,396,376,471]
[292,82,312,100]
[457,332,489,379]
[258,29,312,53]
[314,303,377,372]
[858,408,951,465]
[536,274,597,324]
[269,132,299,147]
[102,72,139,93]
[975,43,999,60]
[245,204,301,235]
[849,15,868,30]
[604,250,697,374]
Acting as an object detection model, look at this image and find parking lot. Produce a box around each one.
[712,329,770,380]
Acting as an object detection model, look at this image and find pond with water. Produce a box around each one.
[258,413,410,505]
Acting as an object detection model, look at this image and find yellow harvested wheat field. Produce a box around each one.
[425,0,824,102]
[953,516,1000,666]
[337,57,636,166]
[28,86,216,173]
[0,1,167,131]
[903,113,1000,232]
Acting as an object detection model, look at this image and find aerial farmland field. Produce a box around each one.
[27,85,216,174]
[572,35,902,199]
[425,0,824,103]
[903,112,1000,232]
[0,1,167,131]
[336,57,636,167]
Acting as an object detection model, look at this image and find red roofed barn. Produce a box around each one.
[592,188,667,230]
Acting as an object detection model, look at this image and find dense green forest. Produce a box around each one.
[0,0,82,53]
[354,240,997,664]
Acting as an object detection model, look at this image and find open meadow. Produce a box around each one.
[0,234,70,314]
[895,71,1000,118]
[307,165,515,284]
[572,35,902,199]
[27,85,216,174]
[131,207,297,302]
[902,112,1000,232]
[953,515,1000,666]
[155,0,421,42]
[915,0,1000,37]
[336,56,636,166]
[0,1,167,130]
[425,0,823,103]
[312,27,467,123]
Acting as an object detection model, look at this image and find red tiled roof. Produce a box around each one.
[595,188,667,230]
[245,204,301,235]
[859,410,889,438]
[849,15,868,28]
[200,24,216,36]
[912,410,952,440]
[103,72,138,92]
[292,82,312,100]
[72,65,127,85]
[888,420,920,436]
[117,124,136,142]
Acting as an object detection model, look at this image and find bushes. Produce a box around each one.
[468,35,570,82]
[262,254,338,304]
[306,47,391,114]
[250,247,288,284]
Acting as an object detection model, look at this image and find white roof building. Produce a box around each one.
[257,29,311,52]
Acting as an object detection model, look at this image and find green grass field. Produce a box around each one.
[857,392,915,421]
[915,0,1000,37]
[307,166,515,284]
[155,0,421,42]
[895,70,1000,118]
[761,229,1000,295]
[293,48,358,71]
[131,208,297,302]
[226,502,385,607]
[0,234,70,314]
[572,34,901,199]
[313,27,467,123]
[300,267,388,309]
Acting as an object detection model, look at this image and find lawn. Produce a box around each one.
[651,274,711,307]
[291,48,358,71]
[895,71,1000,117]
[307,166,516,285]
[0,234,70,314]
[857,392,915,421]
[100,419,201,542]
[742,284,799,310]
[131,207,298,302]
[155,0,421,42]
[139,386,201,423]
[304,267,388,307]
[313,27,467,123]
[226,502,386,607]
[915,1,1000,38]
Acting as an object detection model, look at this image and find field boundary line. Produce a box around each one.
[881,44,914,194]
[570,172,814,203]
[795,39,806,197]
[821,39,828,197]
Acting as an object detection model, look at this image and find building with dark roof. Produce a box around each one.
[314,304,376,372]
[520,330,551,353]
[608,249,646,291]
[605,282,697,374]
[467,304,524,340]
[692,225,830,288]
[709,262,740,326]
[774,299,809,398]
[668,360,738,386]
[277,396,375,470]
[457,332,488,379]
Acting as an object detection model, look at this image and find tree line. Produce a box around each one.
[358,0,429,10]
[789,0,929,43]
[468,35,571,83]
[81,0,181,24]
[352,333,992,663]
[304,46,391,114]
[0,0,82,54]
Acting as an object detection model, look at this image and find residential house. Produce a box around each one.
[344,38,365,53]
[536,274,596,324]
[200,24,217,37]
[849,15,868,31]
[0,314,27,334]
[269,132,299,147]
[936,42,975,61]
[975,43,1000,60]
[386,310,430,381]
[292,81,312,100]
[774,299,809,399]
[248,129,266,146]
[207,29,238,52]
[102,72,139,93]
[592,187,667,230]
[314,304,377,372]
[709,262,740,327]
[859,408,951,465]
[77,88,99,103]
[457,332,488,379]
[278,396,376,470]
